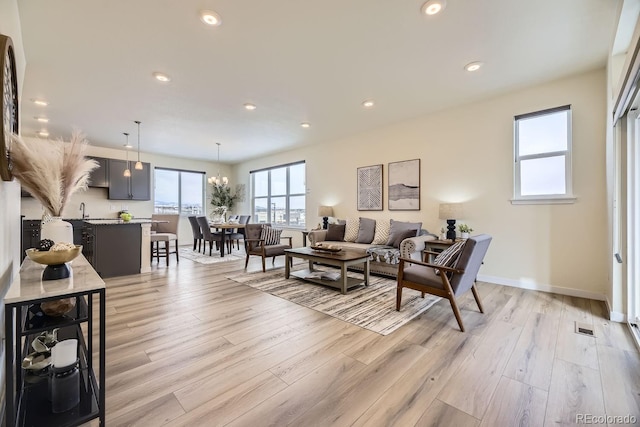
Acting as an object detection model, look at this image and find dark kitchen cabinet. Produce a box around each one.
[88,156,109,188]
[21,219,40,260]
[82,223,141,277]
[108,159,150,200]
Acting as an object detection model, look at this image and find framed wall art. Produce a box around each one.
[388,159,420,210]
[357,164,383,211]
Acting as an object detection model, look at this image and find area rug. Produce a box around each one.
[227,267,440,335]
[179,246,246,264]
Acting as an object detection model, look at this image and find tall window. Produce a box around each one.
[154,168,205,215]
[251,162,305,227]
[513,105,574,203]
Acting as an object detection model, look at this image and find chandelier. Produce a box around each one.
[207,142,228,186]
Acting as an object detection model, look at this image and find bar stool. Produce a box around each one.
[150,214,179,266]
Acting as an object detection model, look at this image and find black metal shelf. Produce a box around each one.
[22,296,89,336]
[18,365,99,427]
[5,287,105,427]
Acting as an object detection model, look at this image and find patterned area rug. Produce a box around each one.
[227,267,440,335]
[179,246,246,264]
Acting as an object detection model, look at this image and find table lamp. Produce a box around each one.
[439,203,463,241]
[317,205,333,229]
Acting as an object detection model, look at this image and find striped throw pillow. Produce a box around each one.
[371,218,391,245]
[260,225,282,245]
[433,240,466,275]
[343,218,360,242]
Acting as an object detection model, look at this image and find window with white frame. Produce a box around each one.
[154,168,205,215]
[513,105,574,203]
[251,162,305,228]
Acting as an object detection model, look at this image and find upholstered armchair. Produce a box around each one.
[396,234,492,332]
[244,223,292,272]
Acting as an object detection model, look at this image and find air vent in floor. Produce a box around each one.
[575,322,595,337]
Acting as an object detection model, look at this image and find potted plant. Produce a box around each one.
[210,182,245,222]
[458,223,473,239]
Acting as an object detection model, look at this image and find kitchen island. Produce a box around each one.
[22,218,152,278]
[83,220,152,277]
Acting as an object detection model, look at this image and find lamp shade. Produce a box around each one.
[438,203,463,220]
[317,205,333,217]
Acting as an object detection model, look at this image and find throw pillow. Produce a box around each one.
[325,224,346,241]
[344,218,360,242]
[260,225,282,245]
[432,240,466,275]
[392,229,417,248]
[387,220,422,246]
[355,217,376,244]
[371,218,390,245]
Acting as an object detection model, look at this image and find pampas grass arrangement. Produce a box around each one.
[9,130,98,216]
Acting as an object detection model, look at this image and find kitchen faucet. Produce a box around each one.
[79,202,87,219]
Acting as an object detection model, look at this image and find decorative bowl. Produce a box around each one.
[25,245,82,266]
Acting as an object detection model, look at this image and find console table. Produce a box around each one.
[4,255,106,426]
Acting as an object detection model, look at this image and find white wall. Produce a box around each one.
[0,0,26,290]
[235,69,608,299]
[20,141,230,245]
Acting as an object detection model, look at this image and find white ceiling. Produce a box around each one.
[17,0,620,164]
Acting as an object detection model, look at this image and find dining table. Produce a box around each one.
[209,222,246,257]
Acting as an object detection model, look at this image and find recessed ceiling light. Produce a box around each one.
[422,0,447,15]
[464,61,483,72]
[35,117,49,123]
[300,122,311,128]
[362,100,375,109]
[200,10,222,26]
[153,72,171,82]
[37,130,49,137]
[244,103,257,111]
[32,99,48,106]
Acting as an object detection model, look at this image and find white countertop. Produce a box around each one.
[84,219,153,225]
[4,254,105,305]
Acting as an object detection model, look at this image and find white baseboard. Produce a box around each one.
[477,274,630,323]
[477,274,607,302]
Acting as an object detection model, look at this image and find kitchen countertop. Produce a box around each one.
[23,217,151,222]
[5,254,104,304]
[84,219,153,225]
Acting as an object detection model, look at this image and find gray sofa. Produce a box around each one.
[308,218,436,278]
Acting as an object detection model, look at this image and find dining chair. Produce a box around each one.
[228,215,251,250]
[150,214,180,266]
[196,216,227,256]
[187,215,203,252]
[396,234,492,332]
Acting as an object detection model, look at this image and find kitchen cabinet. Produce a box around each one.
[4,255,105,427]
[108,159,150,200]
[21,219,40,260]
[82,222,142,277]
[22,220,87,261]
[88,157,109,188]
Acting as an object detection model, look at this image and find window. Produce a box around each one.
[251,162,305,228]
[154,168,205,215]
[513,105,575,203]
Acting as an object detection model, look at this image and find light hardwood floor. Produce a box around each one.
[91,250,640,426]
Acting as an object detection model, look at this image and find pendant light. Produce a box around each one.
[207,142,228,186]
[134,120,143,170]
[123,133,131,177]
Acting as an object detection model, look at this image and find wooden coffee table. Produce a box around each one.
[285,247,370,294]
